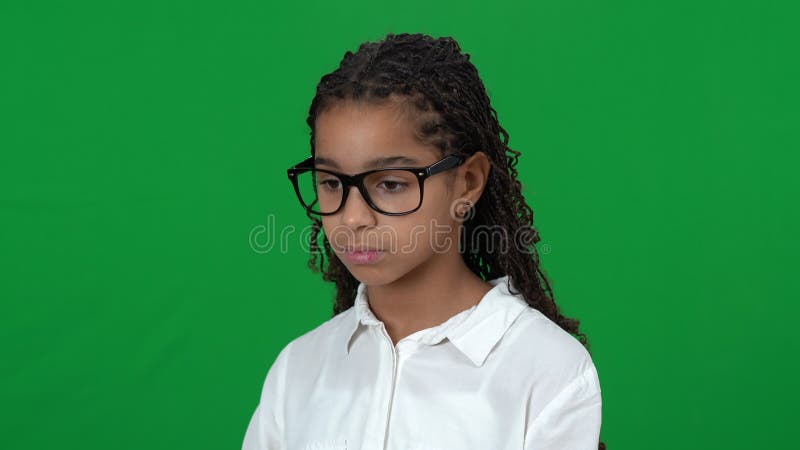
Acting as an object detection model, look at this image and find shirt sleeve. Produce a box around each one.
[523,362,603,450]
[242,341,293,450]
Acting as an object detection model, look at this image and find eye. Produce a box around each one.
[318,177,341,191]
[377,179,408,193]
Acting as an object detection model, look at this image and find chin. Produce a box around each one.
[336,256,394,287]
[343,254,430,288]
[345,267,397,287]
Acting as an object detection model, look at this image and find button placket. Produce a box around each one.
[377,324,400,450]
[385,334,427,450]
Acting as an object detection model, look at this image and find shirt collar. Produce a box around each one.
[344,275,529,367]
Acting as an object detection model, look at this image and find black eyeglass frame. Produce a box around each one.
[286,152,469,216]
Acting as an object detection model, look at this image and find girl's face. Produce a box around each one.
[314,100,470,286]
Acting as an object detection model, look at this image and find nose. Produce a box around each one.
[339,185,377,230]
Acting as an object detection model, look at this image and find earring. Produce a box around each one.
[451,198,474,220]
[460,200,473,218]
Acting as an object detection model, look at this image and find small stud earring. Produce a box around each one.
[461,200,473,218]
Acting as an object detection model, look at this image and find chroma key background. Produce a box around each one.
[1,1,797,449]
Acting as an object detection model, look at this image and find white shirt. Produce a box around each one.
[242,275,602,450]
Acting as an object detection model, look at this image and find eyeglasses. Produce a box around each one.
[286,152,468,216]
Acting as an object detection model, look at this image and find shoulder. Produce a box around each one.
[279,306,356,365]
[498,305,602,423]
[253,307,355,398]
[502,305,598,385]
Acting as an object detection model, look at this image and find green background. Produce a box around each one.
[1,1,797,449]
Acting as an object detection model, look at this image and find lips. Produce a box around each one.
[342,248,385,264]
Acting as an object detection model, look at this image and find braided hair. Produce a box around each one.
[303,33,605,450]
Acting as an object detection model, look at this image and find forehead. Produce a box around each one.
[313,101,439,172]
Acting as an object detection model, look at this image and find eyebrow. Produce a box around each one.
[314,155,422,170]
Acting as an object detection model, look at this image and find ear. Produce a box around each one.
[457,151,491,205]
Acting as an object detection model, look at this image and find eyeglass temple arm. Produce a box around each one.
[287,157,315,175]
[427,152,467,176]
[296,156,315,168]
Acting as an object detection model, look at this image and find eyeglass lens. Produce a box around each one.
[295,170,420,214]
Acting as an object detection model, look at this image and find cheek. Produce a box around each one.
[419,185,458,226]
[391,208,458,254]
[422,176,456,211]
[418,188,461,251]
[320,217,348,251]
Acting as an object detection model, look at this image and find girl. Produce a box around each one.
[244,32,605,450]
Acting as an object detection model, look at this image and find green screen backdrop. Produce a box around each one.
[1,1,797,449]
